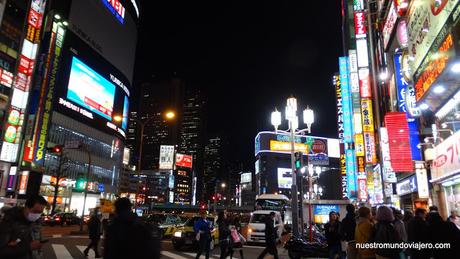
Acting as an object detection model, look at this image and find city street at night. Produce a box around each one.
[2,0,460,258]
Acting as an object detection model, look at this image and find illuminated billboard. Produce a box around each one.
[67,57,116,120]
[277,168,292,189]
[54,31,130,139]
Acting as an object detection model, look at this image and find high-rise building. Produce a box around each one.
[0,0,140,215]
[179,89,207,200]
[203,136,224,201]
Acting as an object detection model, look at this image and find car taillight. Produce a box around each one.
[56,217,61,221]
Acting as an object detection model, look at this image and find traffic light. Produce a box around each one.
[47,145,63,155]
[76,178,86,190]
[294,151,303,170]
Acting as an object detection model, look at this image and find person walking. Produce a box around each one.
[448,210,460,229]
[217,210,230,259]
[407,208,429,259]
[0,195,48,259]
[194,211,212,259]
[402,210,413,235]
[373,206,401,259]
[355,206,375,259]
[427,211,460,259]
[325,211,342,259]
[83,211,102,258]
[104,198,160,259]
[257,211,279,259]
[340,204,357,259]
[391,208,407,242]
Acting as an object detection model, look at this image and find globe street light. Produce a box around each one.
[270,97,314,238]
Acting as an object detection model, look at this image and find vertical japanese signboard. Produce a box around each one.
[339,57,353,143]
[0,0,47,162]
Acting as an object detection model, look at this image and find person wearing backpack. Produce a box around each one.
[373,206,401,259]
[104,198,160,259]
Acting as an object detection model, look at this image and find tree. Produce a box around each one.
[47,145,70,214]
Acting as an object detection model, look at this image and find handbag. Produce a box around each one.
[196,231,201,241]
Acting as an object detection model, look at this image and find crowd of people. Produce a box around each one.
[324,204,460,259]
[0,195,161,259]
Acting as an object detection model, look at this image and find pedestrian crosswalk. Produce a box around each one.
[48,243,101,259]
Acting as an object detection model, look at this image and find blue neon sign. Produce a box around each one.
[339,57,354,143]
[394,53,421,161]
[346,148,357,198]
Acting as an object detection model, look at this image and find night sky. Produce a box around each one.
[134,1,343,167]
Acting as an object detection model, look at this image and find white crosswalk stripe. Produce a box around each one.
[77,245,98,258]
[161,250,190,259]
[51,244,73,259]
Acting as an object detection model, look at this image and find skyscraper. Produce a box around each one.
[179,89,207,200]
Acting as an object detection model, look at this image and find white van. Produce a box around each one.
[246,210,284,243]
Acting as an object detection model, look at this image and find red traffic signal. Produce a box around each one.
[53,145,62,153]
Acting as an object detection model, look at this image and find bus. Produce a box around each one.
[254,194,292,224]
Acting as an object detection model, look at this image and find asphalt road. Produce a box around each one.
[42,236,291,259]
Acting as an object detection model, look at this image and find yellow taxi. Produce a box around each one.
[172,215,219,250]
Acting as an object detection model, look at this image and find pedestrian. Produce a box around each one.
[402,210,413,235]
[355,206,375,259]
[217,210,230,259]
[104,197,160,259]
[0,195,48,259]
[407,208,429,259]
[325,211,342,259]
[426,211,460,258]
[229,225,245,259]
[448,210,460,229]
[373,206,401,259]
[391,208,407,242]
[340,204,357,259]
[257,211,279,259]
[194,210,212,259]
[83,211,102,258]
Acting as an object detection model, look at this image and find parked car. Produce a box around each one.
[50,212,81,226]
[40,214,52,225]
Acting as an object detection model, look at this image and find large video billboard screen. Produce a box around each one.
[67,57,116,120]
[55,31,130,139]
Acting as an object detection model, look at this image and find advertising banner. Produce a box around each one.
[407,0,459,77]
[277,168,292,189]
[339,57,354,143]
[385,112,413,172]
[314,205,340,223]
[380,127,397,183]
[340,147,348,199]
[159,145,175,170]
[333,74,344,140]
[415,162,429,198]
[432,130,460,182]
[355,134,365,156]
[394,53,422,161]
[175,153,193,168]
[32,21,66,167]
[354,12,366,38]
[382,1,397,49]
[346,149,357,198]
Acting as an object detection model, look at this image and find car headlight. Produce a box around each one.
[248,228,252,233]
[173,231,183,238]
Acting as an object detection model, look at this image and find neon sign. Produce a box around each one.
[102,0,125,24]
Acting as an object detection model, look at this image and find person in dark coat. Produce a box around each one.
[426,211,460,259]
[407,208,429,259]
[217,210,230,259]
[373,206,401,259]
[0,195,48,259]
[340,204,357,259]
[194,210,212,259]
[325,211,342,259]
[104,198,160,259]
[83,211,102,257]
[257,212,279,259]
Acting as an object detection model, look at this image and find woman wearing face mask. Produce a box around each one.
[0,195,48,259]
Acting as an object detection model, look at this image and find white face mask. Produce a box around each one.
[27,213,42,222]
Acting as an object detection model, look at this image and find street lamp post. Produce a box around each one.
[271,97,314,238]
[114,111,175,211]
